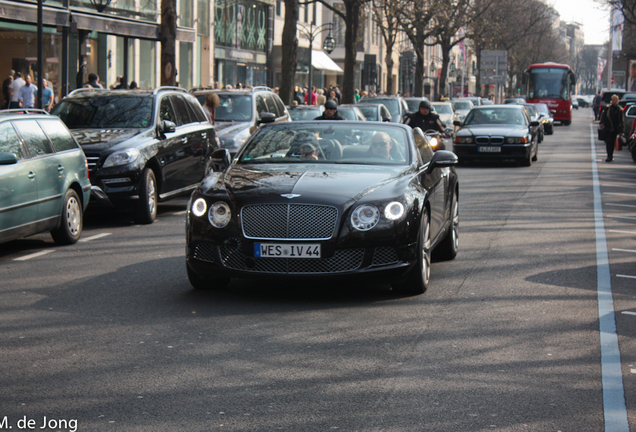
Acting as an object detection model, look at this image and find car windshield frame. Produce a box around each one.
[51,95,154,129]
[237,123,411,166]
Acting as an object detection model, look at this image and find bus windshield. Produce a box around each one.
[527,68,571,100]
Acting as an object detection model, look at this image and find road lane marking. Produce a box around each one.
[604,192,636,197]
[172,210,187,215]
[609,229,636,235]
[607,215,636,220]
[617,275,636,279]
[612,248,636,253]
[602,183,636,188]
[590,122,629,431]
[13,250,55,261]
[79,233,112,242]
[621,311,636,315]
[606,203,636,209]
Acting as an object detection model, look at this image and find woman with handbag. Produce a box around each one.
[600,94,624,162]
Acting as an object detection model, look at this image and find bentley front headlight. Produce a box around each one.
[208,202,232,228]
[351,204,380,231]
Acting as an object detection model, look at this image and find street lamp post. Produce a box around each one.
[297,22,335,91]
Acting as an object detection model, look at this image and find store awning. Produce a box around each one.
[312,51,343,73]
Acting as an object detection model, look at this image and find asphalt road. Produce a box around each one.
[1,107,635,431]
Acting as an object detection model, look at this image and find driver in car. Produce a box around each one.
[369,132,394,159]
[300,143,320,160]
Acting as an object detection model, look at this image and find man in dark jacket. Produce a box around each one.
[404,100,445,132]
[592,92,602,121]
[600,94,624,162]
[314,100,345,120]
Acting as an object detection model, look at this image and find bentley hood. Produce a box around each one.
[200,164,406,207]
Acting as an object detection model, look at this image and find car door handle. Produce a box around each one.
[181,137,188,144]
[27,171,36,179]
[201,132,207,139]
[57,165,64,172]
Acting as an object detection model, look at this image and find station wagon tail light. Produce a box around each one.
[192,198,207,217]
[209,201,231,228]
[384,202,405,220]
[351,204,380,231]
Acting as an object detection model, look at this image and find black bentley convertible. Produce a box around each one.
[186,121,459,295]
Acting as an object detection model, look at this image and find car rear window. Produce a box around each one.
[38,119,78,152]
[0,122,24,160]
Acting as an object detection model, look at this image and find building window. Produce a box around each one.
[312,2,316,24]
[215,0,269,52]
[276,0,282,16]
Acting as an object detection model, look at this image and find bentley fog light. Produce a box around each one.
[192,198,207,217]
[384,202,405,221]
[351,204,380,231]
[208,202,232,228]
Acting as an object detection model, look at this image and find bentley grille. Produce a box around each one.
[241,204,338,240]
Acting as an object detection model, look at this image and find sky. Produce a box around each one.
[551,0,610,45]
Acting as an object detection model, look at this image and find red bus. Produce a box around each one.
[524,62,576,125]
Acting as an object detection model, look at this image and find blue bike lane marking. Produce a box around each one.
[590,121,630,431]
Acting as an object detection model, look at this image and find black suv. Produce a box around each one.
[190,86,290,155]
[52,87,217,224]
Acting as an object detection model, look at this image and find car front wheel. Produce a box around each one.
[392,210,431,295]
[133,168,158,224]
[435,191,458,260]
[51,189,83,245]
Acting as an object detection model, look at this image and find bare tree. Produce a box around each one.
[280,0,300,105]
[160,0,177,86]
[371,0,402,94]
[317,0,371,103]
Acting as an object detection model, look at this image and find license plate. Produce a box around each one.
[254,243,321,259]
[478,146,501,153]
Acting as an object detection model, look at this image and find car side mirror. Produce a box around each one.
[453,120,462,126]
[159,120,177,134]
[258,112,276,125]
[0,152,18,165]
[530,120,540,127]
[427,150,458,171]
[211,148,231,170]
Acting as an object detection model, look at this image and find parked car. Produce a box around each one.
[358,96,409,123]
[521,103,544,142]
[287,104,324,121]
[191,86,290,155]
[533,102,554,135]
[356,103,392,122]
[337,104,367,121]
[453,105,540,166]
[0,109,91,244]
[404,97,430,114]
[624,104,636,136]
[186,121,459,295]
[52,87,217,224]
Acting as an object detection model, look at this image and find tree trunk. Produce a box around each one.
[160,0,177,86]
[439,41,451,99]
[385,43,394,94]
[280,0,299,105]
[341,0,361,104]
[414,47,424,96]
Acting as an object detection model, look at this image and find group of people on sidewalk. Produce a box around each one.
[2,70,55,110]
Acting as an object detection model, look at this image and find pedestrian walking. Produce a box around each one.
[9,72,24,108]
[18,75,37,108]
[2,70,14,109]
[41,79,54,111]
[84,73,103,89]
[592,91,602,121]
[600,94,624,162]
